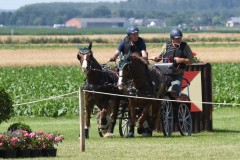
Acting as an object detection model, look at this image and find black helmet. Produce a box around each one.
[127,26,139,35]
[170,28,183,39]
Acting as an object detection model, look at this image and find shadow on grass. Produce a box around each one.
[212,129,240,133]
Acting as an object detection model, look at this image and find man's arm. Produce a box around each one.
[174,57,193,64]
[153,43,166,62]
[110,41,124,61]
[174,44,193,64]
[110,50,121,61]
[141,50,148,60]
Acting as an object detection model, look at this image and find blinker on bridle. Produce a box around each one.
[77,42,93,67]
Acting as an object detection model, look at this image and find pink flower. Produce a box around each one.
[0,130,64,150]
[10,137,19,147]
[10,137,19,143]
[38,130,44,135]
[19,130,28,134]
[55,136,63,142]
[24,133,29,137]
[29,132,36,137]
[45,134,53,140]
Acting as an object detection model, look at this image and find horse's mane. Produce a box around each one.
[130,53,149,67]
[129,53,167,97]
[92,57,100,67]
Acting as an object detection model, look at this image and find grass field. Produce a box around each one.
[0,107,239,160]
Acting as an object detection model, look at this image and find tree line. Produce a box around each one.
[0,0,240,27]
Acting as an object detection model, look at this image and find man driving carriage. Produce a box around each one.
[110,25,148,62]
[153,28,193,95]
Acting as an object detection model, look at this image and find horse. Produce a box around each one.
[77,42,121,138]
[117,53,169,138]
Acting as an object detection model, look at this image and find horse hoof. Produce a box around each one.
[104,133,114,138]
[142,132,152,137]
[137,127,144,134]
[125,132,134,138]
[142,128,152,137]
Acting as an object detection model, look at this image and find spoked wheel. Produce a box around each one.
[119,106,130,137]
[178,103,192,136]
[161,96,173,136]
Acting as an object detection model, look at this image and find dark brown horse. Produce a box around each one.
[77,42,121,138]
[117,53,169,138]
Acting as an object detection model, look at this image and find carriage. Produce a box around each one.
[77,43,192,138]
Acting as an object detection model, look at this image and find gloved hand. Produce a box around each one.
[153,57,162,62]
[110,57,116,62]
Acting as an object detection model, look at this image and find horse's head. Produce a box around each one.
[77,42,93,73]
[117,53,131,91]
[117,52,148,92]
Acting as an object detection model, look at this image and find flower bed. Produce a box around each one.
[0,130,64,158]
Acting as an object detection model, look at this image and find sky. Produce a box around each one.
[1,0,126,10]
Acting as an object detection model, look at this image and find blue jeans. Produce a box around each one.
[170,73,184,95]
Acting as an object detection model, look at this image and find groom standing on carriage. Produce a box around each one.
[153,28,193,95]
[110,26,148,62]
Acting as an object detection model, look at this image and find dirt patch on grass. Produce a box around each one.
[0,46,239,67]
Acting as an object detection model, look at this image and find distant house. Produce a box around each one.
[128,18,144,26]
[226,17,240,27]
[53,24,65,29]
[128,18,165,27]
[65,18,127,29]
[145,19,166,27]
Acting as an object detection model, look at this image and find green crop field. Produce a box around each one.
[0,63,239,117]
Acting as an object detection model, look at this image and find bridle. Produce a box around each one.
[78,51,94,72]
[117,55,133,89]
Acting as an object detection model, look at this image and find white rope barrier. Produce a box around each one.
[12,89,239,107]
[13,91,78,106]
[83,90,240,107]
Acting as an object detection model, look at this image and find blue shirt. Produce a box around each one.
[117,37,146,55]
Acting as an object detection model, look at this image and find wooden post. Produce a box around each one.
[79,87,85,152]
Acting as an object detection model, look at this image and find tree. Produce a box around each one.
[212,16,223,26]
[92,5,111,18]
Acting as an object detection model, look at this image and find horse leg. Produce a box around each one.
[137,112,147,134]
[137,104,152,137]
[97,108,109,137]
[125,98,135,138]
[149,101,160,133]
[137,107,150,134]
[84,93,94,139]
[104,97,120,138]
[96,97,110,137]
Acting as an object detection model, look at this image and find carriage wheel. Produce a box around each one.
[119,106,130,137]
[161,96,173,137]
[178,103,192,136]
